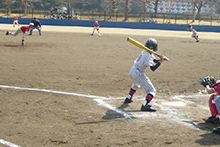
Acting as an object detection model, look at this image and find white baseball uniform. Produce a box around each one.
[191,28,197,38]
[129,50,156,97]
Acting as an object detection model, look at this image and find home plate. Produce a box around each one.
[162,101,186,107]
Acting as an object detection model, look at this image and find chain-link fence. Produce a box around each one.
[1,9,220,26]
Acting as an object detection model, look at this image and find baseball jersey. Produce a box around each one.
[20,26,30,33]
[13,16,18,21]
[94,23,99,27]
[134,50,155,72]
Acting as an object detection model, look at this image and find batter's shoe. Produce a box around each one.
[205,116,220,124]
[6,31,9,35]
[124,97,132,103]
[213,127,220,134]
[196,40,199,42]
[141,105,156,112]
[91,33,94,36]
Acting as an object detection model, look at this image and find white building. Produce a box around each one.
[146,0,211,14]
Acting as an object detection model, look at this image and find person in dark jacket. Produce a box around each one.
[29,17,42,36]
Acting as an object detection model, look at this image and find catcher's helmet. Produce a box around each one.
[145,38,158,51]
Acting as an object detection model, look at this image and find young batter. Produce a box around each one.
[124,38,168,111]
[6,23,34,46]
[91,21,101,36]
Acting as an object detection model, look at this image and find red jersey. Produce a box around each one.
[213,83,220,94]
[20,26,30,33]
[13,16,18,21]
[94,23,99,27]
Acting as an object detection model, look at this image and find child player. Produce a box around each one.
[91,21,101,37]
[6,23,34,46]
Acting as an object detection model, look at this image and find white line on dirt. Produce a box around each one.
[0,139,21,147]
[94,99,133,119]
[0,85,110,100]
[0,84,205,147]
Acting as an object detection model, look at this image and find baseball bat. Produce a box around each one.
[127,37,161,58]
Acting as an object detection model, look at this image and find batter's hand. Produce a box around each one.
[159,55,169,62]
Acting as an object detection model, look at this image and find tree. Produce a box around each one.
[104,0,119,19]
[129,0,149,19]
[124,0,128,21]
[74,0,104,12]
[19,0,28,16]
[151,0,160,17]
[190,0,213,22]
[1,0,13,16]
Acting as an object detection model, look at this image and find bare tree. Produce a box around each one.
[190,0,213,22]
[104,0,118,20]
[2,0,13,16]
[66,0,79,16]
[143,0,148,20]
[20,0,28,16]
[152,0,161,17]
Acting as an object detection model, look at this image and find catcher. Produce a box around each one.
[200,74,220,124]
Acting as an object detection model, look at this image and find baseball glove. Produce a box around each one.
[199,76,216,87]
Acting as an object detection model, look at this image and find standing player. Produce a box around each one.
[29,17,42,36]
[6,23,34,46]
[124,38,169,111]
[187,25,199,42]
[91,21,101,36]
[13,15,19,27]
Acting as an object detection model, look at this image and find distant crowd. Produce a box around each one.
[49,6,78,20]
[141,18,157,24]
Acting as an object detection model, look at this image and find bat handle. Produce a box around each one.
[155,53,161,58]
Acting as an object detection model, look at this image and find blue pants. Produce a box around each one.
[30,26,41,35]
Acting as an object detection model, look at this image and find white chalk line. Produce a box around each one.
[0,139,21,147]
[0,85,210,146]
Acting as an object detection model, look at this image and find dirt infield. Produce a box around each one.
[0,24,220,147]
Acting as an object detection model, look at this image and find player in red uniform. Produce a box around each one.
[13,15,19,27]
[205,73,220,126]
[91,21,101,36]
[6,23,34,46]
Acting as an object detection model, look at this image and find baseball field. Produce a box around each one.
[0,24,220,147]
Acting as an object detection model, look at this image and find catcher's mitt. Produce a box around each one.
[199,76,216,87]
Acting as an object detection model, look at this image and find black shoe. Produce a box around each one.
[141,105,156,112]
[124,98,132,103]
[213,127,220,134]
[29,34,32,36]
[6,31,9,35]
[205,117,219,124]
[91,33,94,36]
[196,40,199,42]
